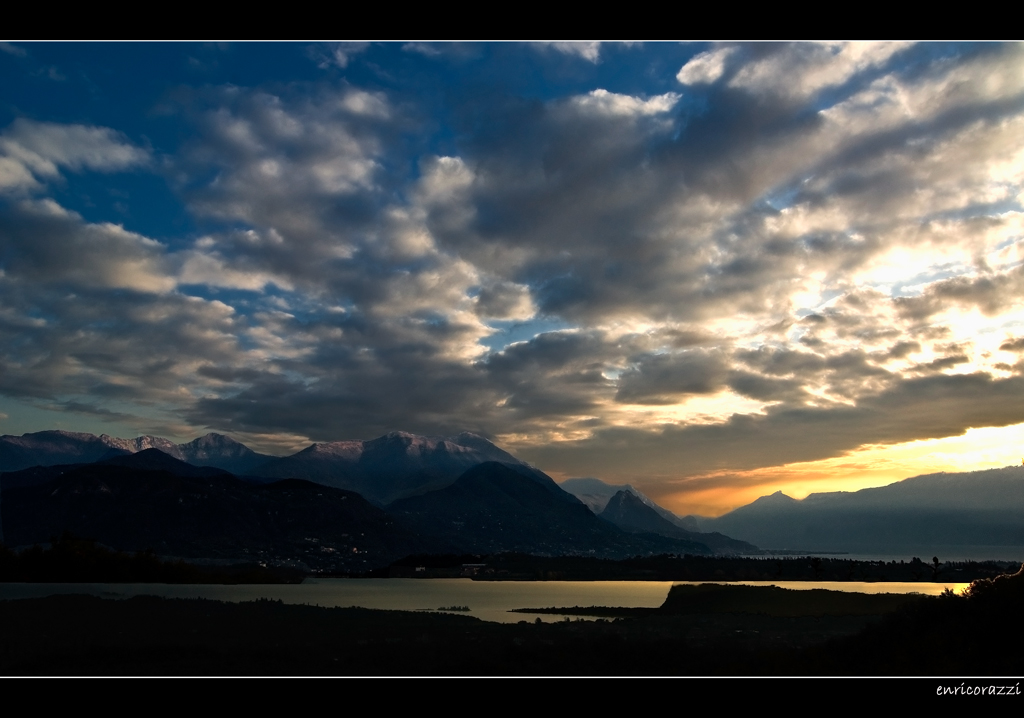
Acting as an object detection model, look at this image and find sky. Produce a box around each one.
[1,41,1023,516]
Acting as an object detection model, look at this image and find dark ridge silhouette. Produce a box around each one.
[96,448,234,478]
[1,448,233,491]
[561,477,702,530]
[658,583,921,616]
[1,462,432,571]
[599,490,755,554]
[388,462,712,557]
[794,563,1024,675]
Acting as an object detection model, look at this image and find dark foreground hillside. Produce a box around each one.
[2,565,1021,676]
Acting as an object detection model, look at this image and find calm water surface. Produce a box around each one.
[0,578,972,623]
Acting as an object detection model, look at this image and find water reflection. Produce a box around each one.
[0,578,973,624]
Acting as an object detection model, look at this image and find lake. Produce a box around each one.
[0,578,973,623]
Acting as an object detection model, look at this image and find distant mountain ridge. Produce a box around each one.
[0,430,272,476]
[693,466,1024,553]
[252,430,540,505]
[599,490,756,554]
[0,429,534,503]
[560,477,702,532]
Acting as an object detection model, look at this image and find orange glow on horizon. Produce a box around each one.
[652,422,1024,518]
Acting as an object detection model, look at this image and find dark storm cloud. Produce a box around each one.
[0,276,244,406]
[186,341,502,442]
[615,351,730,404]
[884,341,921,360]
[725,371,808,403]
[735,347,828,377]
[915,354,971,373]
[476,331,615,421]
[0,200,172,292]
[734,345,896,401]
[895,265,1024,320]
[472,281,534,320]
[520,371,1024,479]
[0,197,247,421]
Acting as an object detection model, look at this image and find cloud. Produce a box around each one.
[402,43,443,57]
[308,42,370,69]
[542,42,603,63]
[177,246,293,292]
[0,119,149,194]
[894,265,1024,320]
[0,263,244,408]
[0,200,174,293]
[474,281,535,321]
[520,371,1024,480]
[677,46,738,85]
[615,351,731,404]
[0,155,39,192]
[1000,337,1024,352]
[729,42,913,101]
[568,89,680,118]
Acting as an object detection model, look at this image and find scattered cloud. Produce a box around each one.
[308,42,371,69]
[0,119,149,194]
[729,42,913,101]
[677,46,738,85]
[0,42,26,57]
[542,42,603,63]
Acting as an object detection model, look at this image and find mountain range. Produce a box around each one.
[598,490,752,554]
[5,427,1023,561]
[0,429,537,505]
[0,430,743,566]
[0,430,272,475]
[690,466,1024,554]
[252,431,536,504]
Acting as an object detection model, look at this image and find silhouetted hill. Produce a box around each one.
[0,448,232,491]
[1,463,428,571]
[388,462,713,558]
[97,448,234,478]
